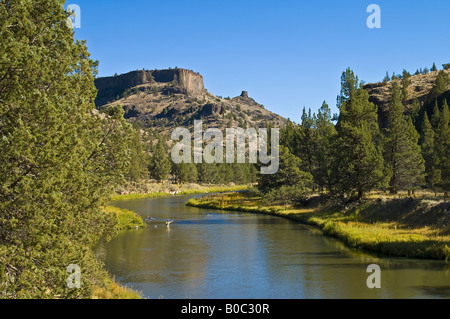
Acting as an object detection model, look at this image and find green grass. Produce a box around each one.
[93,278,143,299]
[187,192,450,261]
[103,206,146,231]
[110,192,170,201]
[111,185,249,201]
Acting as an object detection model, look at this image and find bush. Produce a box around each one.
[262,185,309,205]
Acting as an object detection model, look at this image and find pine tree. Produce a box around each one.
[402,69,412,100]
[420,112,439,190]
[434,100,450,192]
[0,0,132,298]
[431,101,441,128]
[431,63,438,72]
[198,163,220,184]
[332,68,385,199]
[314,101,337,192]
[383,82,425,193]
[427,71,450,104]
[150,138,171,182]
[298,108,316,175]
[126,127,150,182]
[383,71,391,84]
[410,98,421,125]
[173,162,198,184]
[258,146,312,193]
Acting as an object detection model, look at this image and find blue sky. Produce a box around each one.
[72,0,450,122]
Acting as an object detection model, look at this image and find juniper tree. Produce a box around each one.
[0,0,132,298]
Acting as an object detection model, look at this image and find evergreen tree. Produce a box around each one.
[431,101,441,128]
[420,112,440,189]
[383,82,425,193]
[173,162,198,184]
[427,71,449,104]
[298,108,316,175]
[197,163,220,184]
[431,63,438,72]
[383,71,391,84]
[126,127,150,182]
[0,0,132,298]
[434,100,450,192]
[280,119,299,154]
[149,138,171,182]
[258,146,312,193]
[332,68,385,199]
[314,101,337,192]
[402,69,412,100]
[410,98,421,125]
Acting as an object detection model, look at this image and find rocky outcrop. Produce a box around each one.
[197,103,225,118]
[232,91,265,109]
[95,68,205,106]
[94,68,288,133]
[363,69,450,128]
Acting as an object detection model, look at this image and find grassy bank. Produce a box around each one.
[92,278,142,299]
[92,206,146,299]
[111,184,249,201]
[103,206,146,231]
[187,192,450,261]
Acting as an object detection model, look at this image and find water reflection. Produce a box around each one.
[96,195,450,299]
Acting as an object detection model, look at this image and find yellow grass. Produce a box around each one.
[93,279,142,299]
[187,192,450,260]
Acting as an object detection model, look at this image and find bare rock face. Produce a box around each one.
[94,68,287,133]
[95,68,205,106]
[152,69,205,96]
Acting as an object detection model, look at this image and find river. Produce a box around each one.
[95,195,450,299]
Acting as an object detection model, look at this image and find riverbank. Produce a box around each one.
[103,206,146,230]
[91,206,146,299]
[111,182,249,201]
[186,192,450,261]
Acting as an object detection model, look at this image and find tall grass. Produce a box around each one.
[102,206,146,231]
[111,185,249,201]
[93,278,142,299]
[187,192,450,260]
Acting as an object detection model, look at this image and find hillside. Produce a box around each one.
[95,68,288,133]
[363,69,450,127]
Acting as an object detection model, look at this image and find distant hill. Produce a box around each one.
[95,68,287,133]
[363,69,450,128]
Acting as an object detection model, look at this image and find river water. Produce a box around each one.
[95,195,450,299]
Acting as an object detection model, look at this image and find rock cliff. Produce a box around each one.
[95,68,205,106]
[94,68,287,133]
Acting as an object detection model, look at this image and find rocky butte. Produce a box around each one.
[94,68,287,132]
[95,68,205,106]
